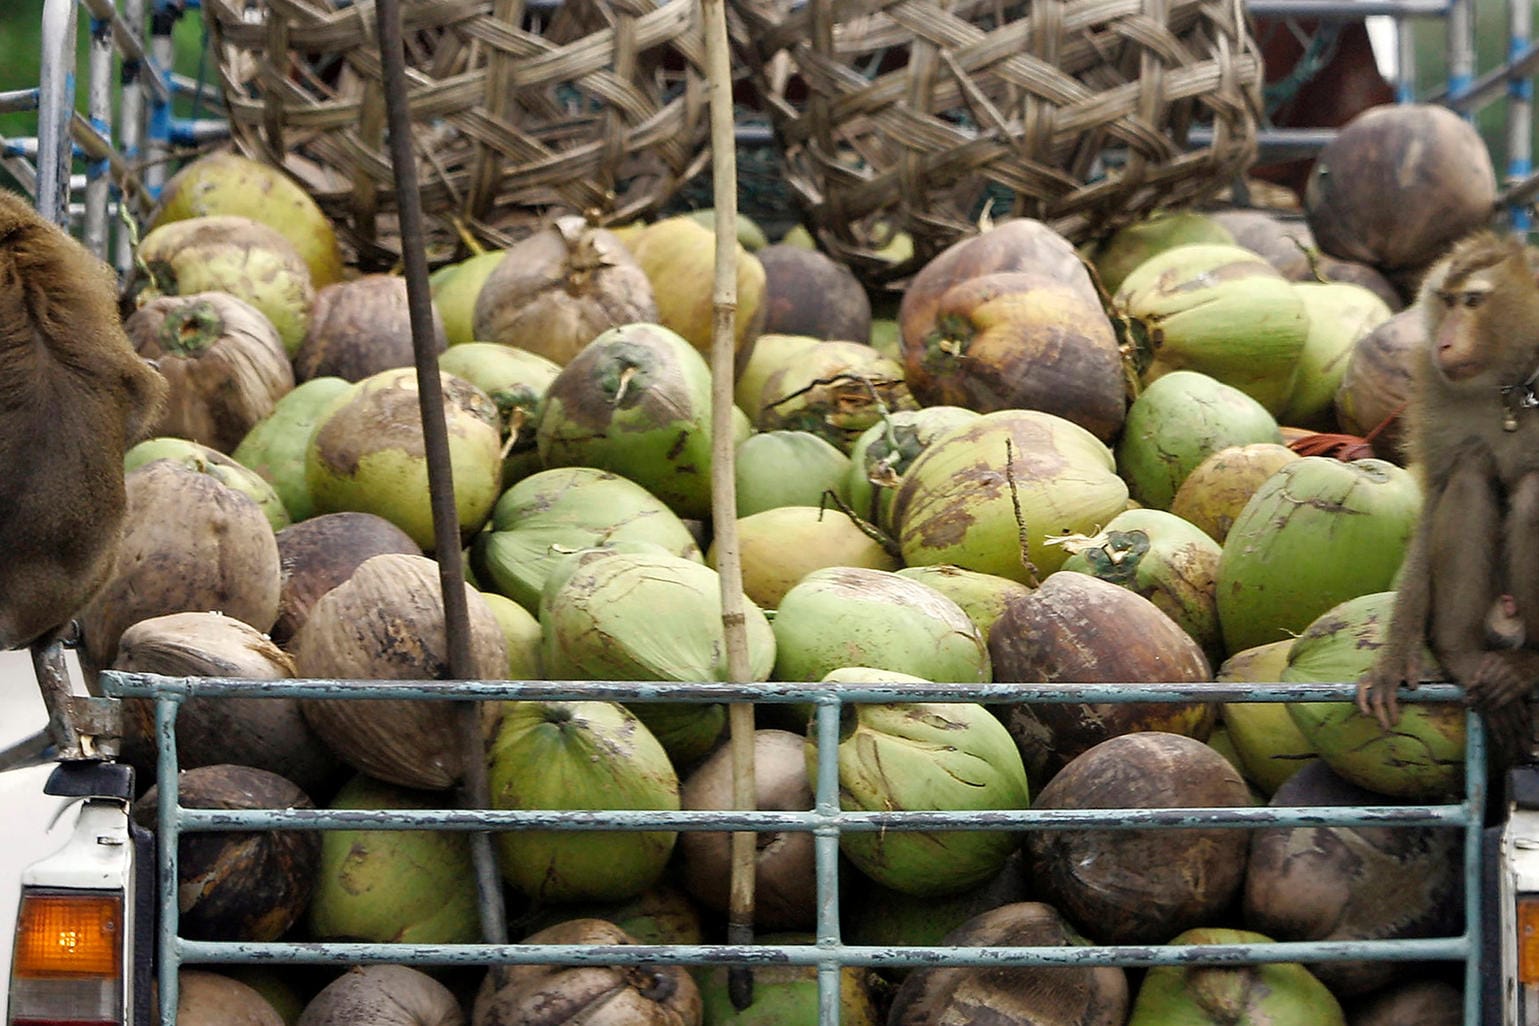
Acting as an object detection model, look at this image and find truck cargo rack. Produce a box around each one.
[100,671,1489,1026]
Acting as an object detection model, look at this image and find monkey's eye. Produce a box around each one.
[1463,292,1486,308]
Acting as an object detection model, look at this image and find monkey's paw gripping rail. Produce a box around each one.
[99,671,1490,1026]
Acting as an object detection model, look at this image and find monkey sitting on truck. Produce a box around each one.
[0,190,166,752]
[1357,230,1539,764]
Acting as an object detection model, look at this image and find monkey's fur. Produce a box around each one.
[0,190,166,652]
[1357,230,1539,761]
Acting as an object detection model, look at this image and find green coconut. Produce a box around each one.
[1058,507,1223,662]
[771,567,990,683]
[488,700,680,902]
[893,565,1034,642]
[149,151,343,287]
[232,376,352,522]
[1281,592,1464,799]
[735,430,851,516]
[714,505,901,611]
[893,409,1130,581]
[1277,281,1394,430]
[754,339,917,451]
[307,774,480,944]
[735,333,822,415]
[536,322,716,519]
[809,701,1031,895]
[845,406,981,530]
[1092,211,1237,295]
[1216,457,1421,656]
[1114,243,1310,414]
[305,368,504,549]
[1127,927,1345,1026]
[694,935,880,1026]
[133,215,315,355]
[431,249,508,345]
[127,437,290,531]
[540,547,775,765]
[471,466,702,614]
[437,342,562,486]
[479,590,543,682]
[1218,640,1317,795]
[1116,370,1284,511]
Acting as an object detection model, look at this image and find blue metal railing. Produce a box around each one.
[100,673,1488,1026]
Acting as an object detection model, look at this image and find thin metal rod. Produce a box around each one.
[373,0,507,946]
[155,695,182,1026]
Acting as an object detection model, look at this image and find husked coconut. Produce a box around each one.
[472,216,657,365]
[292,552,507,790]
[125,292,294,453]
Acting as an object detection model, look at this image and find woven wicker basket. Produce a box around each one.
[204,0,712,266]
[731,0,1264,283]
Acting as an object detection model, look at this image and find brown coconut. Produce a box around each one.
[1334,305,1422,463]
[679,729,816,931]
[1209,208,1317,280]
[135,764,319,942]
[292,552,507,790]
[177,970,287,1026]
[126,292,295,453]
[272,512,423,647]
[990,573,1216,783]
[1243,760,1462,997]
[1305,103,1497,272]
[113,611,341,797]
[898,271,1127,441]
[77,458,282,674]
[298,965,464,1026]
[472,919,701,1026]
[887,902,1129,1026]
[472,216,659,365]
[756,244,872,343]
[1026,731,1253,945]
[1170,443,1301,543]
[293,274,447,383]
[898,220,1100,349]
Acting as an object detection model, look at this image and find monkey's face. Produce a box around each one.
[1420,239,1539,389]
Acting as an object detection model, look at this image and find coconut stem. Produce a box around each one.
[374,0,507,946]
[700,0,757,1008]
[160,300,225,357]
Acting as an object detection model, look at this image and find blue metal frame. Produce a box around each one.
[101,672,1488,1026]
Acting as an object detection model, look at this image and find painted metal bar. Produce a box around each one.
[118,0,145,268]
[1245,0,1448,15]
[173,935,1472,968]
[37,0,78,226]
[1462,708,1487,1026]
[813,699,842,1026]
[154,693,183,1026]
[1507,0,1534,232]
[85,6,114,258]
[1397,13,1418,102]
[0,90,40,113]
[1447,0,1476,107]
[175,804,1475,832]
[98,671,1466,704]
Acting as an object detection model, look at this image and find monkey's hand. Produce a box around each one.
[1356,651,1421,730]
[1466,650,1539,711]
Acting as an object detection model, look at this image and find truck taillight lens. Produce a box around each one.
[1520,894,1539,984]
[9,889,124,1026]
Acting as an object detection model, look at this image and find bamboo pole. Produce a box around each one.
[699,0,759,1008]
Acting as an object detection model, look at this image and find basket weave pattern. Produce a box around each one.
[206,0,712,264]
[732,0,1264,279]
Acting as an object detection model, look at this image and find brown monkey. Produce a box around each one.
[1356,230,1539,761]
[0,190,166,659]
